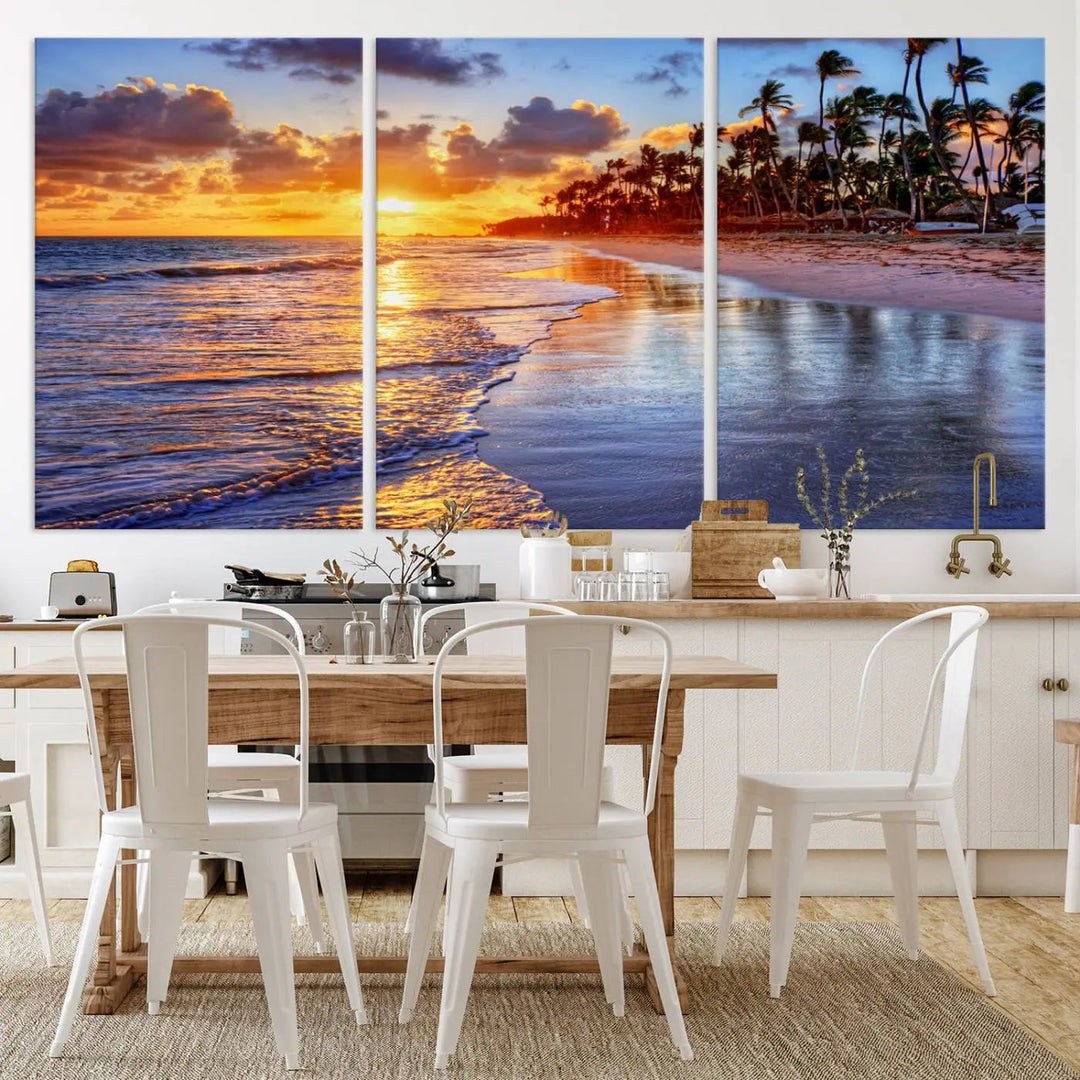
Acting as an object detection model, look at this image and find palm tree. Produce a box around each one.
[794,120,820,214]
[897,43,920,218]
[953,41,994,231]
[908,38,968,202]
[876,92,916,203]
[815,49,860,224]
[997,80,1045,197]
[738,79,798,215]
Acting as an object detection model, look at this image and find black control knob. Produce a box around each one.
[75,594,86,606]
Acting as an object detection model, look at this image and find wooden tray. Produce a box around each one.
[692,500,801,598]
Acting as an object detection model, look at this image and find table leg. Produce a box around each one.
[1066,746,1080,913]
[82,746,136,1015]
[644,689,689,1013]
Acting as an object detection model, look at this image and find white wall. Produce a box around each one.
[1,0,1076,617]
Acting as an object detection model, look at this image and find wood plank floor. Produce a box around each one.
[3,879,1078,1071]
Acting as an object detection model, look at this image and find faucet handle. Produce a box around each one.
[945,556,969,578]
[989,556,1013,578]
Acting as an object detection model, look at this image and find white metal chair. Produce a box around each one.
[409,601,632,949]
[713,605,995,999]
[0,772,53,965]
[51,614,365,1071]
[400,615,692,1070]
[135,600,320,941]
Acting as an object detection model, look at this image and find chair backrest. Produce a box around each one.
[73,614,308,826]
[848,605,988,794]
[419,601,573,657]
[135,599,305,655]
[431,615,672,829]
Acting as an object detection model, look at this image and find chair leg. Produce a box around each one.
[136,850,150,940]
[767,805,813,999]
[619,862,636,956]
[241,842,301,1070]
[577,853,625,1017]
[1065,824,1080,914]
[623,834,692,1061]
[714,793,757,965]
[311,831,366,1025]
[881,811,920,959]
[569,857,591,927]
[224,857,239,895]
[291,847,325,952]
[434,839,498,1071]
[145,850,194,1013]
[10,797,53,965]
[937,801,996,996]
[50,835,122,1057]
[400,833,453,1023]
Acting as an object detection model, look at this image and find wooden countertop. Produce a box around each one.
[2,598,1080,629]
[560,598,1080,619]
[0,653,776,692]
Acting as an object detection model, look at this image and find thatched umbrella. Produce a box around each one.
[936,199,982,220]
[864,207,911,221]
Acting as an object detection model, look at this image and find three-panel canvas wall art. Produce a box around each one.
[34,37,1046,530]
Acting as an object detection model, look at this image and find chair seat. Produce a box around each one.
[740,770,955,806]
[426,799,645,841]
[207,748,301,791]
[101,797,337,841]
[207,746,299,771]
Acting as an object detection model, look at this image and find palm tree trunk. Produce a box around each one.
[898,60,917,220]
[956,40,991,234]
[914,51,967,201]
[819,80,846,224]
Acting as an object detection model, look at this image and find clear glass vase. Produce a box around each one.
[825,528,853,599]
[343,613,375,665]
[380,586,421,663]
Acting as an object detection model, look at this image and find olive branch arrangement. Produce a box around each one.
[321,498,474,596]
[795,447,917,597]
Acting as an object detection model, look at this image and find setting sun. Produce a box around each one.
[377,198,414,213]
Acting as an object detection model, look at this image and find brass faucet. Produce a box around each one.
[945,452,1012,579]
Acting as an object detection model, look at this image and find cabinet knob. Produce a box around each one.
[1042,678,1055,692]
[1058,678,1070,692]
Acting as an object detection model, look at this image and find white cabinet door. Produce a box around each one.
[22,719,99,867]
[0,644,14,759]
[969,619,1055,849]
[1053,619,1080,849]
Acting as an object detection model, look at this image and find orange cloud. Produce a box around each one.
[639,122,693,149]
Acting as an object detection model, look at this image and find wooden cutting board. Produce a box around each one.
[692,500,801,598]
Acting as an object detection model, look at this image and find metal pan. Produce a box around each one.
[224,581,305,601]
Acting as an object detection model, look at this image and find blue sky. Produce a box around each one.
[718,37,1045,155]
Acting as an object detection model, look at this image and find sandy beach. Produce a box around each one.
[574,232,1044,323]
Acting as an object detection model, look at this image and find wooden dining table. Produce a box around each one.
[0,651,776,1015]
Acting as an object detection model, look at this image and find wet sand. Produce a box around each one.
[475,249,704,529]
[574,232,1044,323]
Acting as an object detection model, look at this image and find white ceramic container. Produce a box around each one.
[519,536,573,600]
[757,567,828,601]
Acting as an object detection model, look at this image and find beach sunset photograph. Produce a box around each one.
[35,38,364,528]
[713,37,1045,528]
[374,38,705,529]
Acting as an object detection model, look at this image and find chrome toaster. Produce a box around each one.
[48,572,117,618]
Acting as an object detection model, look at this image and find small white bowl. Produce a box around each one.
[757,567,828,601]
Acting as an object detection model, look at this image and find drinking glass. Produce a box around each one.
[649,571,670,601]
[598,572,617,601]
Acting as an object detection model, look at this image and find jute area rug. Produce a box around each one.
[1,920,1075,1080]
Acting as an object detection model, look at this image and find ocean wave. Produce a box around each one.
[37,450,365,529]
[36,252,362,290]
